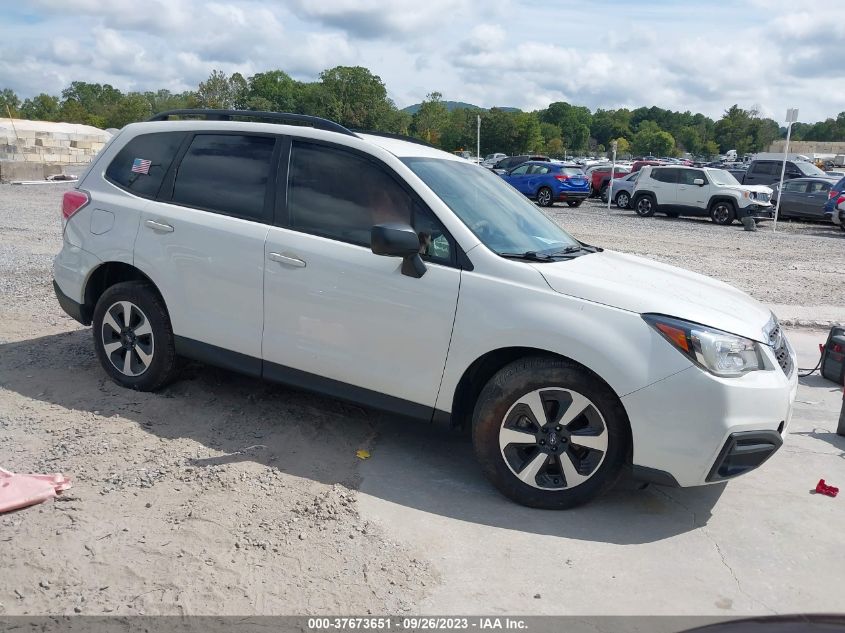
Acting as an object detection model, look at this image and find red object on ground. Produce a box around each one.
[0,468,72,513]
[815,479,839,497]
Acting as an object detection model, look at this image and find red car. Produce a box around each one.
[585,165,631,197]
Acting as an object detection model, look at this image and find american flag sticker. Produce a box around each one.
[131,158,152,175]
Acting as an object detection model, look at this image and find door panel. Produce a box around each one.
[262,228,460,409]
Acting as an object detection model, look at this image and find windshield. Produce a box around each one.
[796,161,826,177]
[402,157,580,255]
[706,168,740,186]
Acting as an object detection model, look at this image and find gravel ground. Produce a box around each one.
[550,199,845,312]
[0,181,843,616]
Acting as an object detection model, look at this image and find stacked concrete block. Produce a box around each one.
[0,119,112,171]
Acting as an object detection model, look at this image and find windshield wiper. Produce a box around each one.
[498,251,554,261]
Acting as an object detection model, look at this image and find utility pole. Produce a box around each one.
[773,107,799,233]
[607,140,617,209]
[476,115,481,165]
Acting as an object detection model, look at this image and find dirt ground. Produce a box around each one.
[1,184,844,616]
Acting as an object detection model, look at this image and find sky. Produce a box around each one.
[1,0,843,123]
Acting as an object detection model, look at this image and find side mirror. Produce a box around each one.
[693,178,705,186]
[371,223,426,278]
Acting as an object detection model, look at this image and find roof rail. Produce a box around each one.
[351,129,438,149]
[147,109,359,137]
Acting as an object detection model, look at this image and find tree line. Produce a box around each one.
[2,66,844,159]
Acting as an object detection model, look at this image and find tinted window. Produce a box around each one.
[510,164,530,175]
[651,168,678,183]
[753,161,778,176]
[106,132,186,198]
[528,164,550,175]
[783,180,807,193]
[172,134,275,220]
[808,181,830,193]
[679,169,706,185]
[288,142,453,264]
[795,162,826,177]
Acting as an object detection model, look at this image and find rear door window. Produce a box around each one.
[783,180,808,193]
[652,168,679,183]
[105,132,186,198]
[170,134,276,222]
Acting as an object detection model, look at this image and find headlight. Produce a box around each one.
[643,314,764,377]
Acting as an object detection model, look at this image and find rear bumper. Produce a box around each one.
[556,191,589,201]
[53,280,90,325]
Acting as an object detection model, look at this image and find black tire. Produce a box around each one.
[615,191,630,209]
[633,194,656,217]
[710,200,736,225]
[537,187,553,207]
[471,356,629,509]
[92,281,178,391]
[566,200,583,208]
[599,185,609,202]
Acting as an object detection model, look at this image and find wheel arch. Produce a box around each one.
[707,194,739,211]
[82,261,166,324]
[448,346,631,443]
[632,189,656,202]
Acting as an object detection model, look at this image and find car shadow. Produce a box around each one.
[3,330,738,545]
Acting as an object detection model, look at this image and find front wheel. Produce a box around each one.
[537,187,553,207]
[472,357,628,509]
[634,195,656,217]
[710,201,737,225]
[92,281,179,391]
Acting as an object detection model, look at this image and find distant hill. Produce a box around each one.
[401,101,521,114]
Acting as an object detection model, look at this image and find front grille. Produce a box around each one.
[767,322,793,376]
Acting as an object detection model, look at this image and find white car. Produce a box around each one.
[53,110,797,509]
[632,165,774,225]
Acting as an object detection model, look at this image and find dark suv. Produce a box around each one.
[492,154,550,174]
[739,159,827,186]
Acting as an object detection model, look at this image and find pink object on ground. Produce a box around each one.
[0,467,72,513]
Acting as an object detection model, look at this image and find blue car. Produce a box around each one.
[823,175,845,217]
[499,161,590,207]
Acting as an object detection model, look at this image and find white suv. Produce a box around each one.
[632,165,774,225]
[53,110,797,509]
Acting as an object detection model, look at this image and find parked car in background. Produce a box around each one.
[770,177,839,221]
[499,161,590,207]
[482,152,508,168]
[738,159,827,186]
[631,166,773,225]
[601,171,640,208]
[631,159,663,173]
[585,165,631,198]
[492,154,550,175]
[822,175,845,218]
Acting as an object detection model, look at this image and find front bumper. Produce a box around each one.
[743,204,774,219]
[622,339,798,488]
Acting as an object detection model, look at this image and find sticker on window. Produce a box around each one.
[131,158,152,175]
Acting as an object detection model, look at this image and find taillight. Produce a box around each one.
[554,175,570,181]
[62,190,89,222]
[829,190,840,200]
[838,195,845,206]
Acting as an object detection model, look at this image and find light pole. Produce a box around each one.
[607,140,618,210]
[476,115,481,165]
[773,107,799,233]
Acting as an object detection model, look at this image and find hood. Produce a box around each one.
[722,183,773,195]
[534,250,772,342]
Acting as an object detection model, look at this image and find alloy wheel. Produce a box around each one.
[101,300,155,377]
[538,188,552,206]
[498,388,608,490]
[617,192,629,208]
[712,204,730,223]
[636,197,653,215]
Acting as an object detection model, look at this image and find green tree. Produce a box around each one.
[411,92,449,145]
[105,92,151,128]
[540,102,591,151]
[244,70,300,112]
[0,88,20,117]
[632,121,675,156]
[318,65,396,130]
[196,70,241,109]
[612,137,631,157]
[702,140,720,159]
[19,93,60,121]
[714,105,755,154]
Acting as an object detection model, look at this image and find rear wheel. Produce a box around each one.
[710,201,736,225]
[615,191,630,209]
[472,357,628,509]
[634,194,656,217]
[92,281,178,391]
[537,187,553,207]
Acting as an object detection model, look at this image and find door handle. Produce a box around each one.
[268,252,306,268]
[144,219,174,233]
